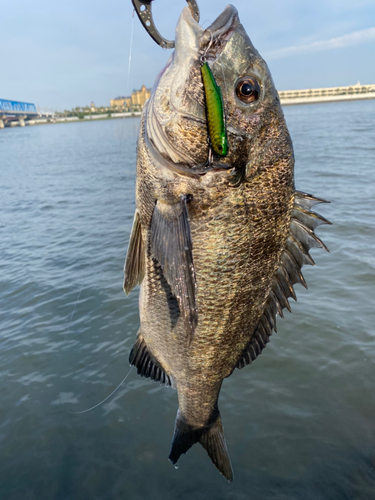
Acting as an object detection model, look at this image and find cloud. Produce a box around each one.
[266,26,375,60]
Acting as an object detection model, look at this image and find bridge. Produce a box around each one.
[0,99,38,128]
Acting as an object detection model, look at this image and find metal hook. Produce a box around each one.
[131,0,200,49]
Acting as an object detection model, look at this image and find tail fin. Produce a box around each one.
[168,409,234,482]
[199,414,234,482]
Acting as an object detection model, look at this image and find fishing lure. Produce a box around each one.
[200,62,228,157]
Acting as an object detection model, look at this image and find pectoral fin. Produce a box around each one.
[150,195,198,343]
[124,211,145,295]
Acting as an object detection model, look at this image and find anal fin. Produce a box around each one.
[129,334,174,388]
[150,195,198,344]
[124,211,145,295]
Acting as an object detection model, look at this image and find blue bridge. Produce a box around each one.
[0,99,38,116]
[0,99,39,128]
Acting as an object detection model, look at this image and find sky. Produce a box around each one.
[2,0,375,110]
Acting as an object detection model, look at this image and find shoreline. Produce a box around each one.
[2,94,375,128]
[1,111,142,128]
[280,92,375,106]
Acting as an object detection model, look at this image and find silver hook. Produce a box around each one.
[199,29,213,64]
[131,0,200,49]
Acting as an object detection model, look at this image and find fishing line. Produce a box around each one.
[126,10,135,97]
[64,9,136,343]
[69,366,134,415]
[201,19,212,29]
[60,8,137,409]
[112,7,136,160]
[220,64,229,121]
[220,64,228,100]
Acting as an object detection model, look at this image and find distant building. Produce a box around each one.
[90,101,96,112]
[131,85,151,109]
[110,85,151,110]
[110,96,132,109]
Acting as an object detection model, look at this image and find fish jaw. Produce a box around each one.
[174,6,202,66]
[145,7,206,165]
[198,4,240,61]
[146,5,243,168]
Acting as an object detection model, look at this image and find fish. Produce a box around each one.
[124,3,330,482]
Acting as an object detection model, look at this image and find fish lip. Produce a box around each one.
[198,4,240,59]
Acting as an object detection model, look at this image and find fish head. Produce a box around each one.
[146,4,294,178]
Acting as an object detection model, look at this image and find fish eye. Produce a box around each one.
[235,77,261,103]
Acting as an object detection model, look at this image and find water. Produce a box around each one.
[0,101,374,499]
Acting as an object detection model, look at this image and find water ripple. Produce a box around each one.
[0,105,374,498]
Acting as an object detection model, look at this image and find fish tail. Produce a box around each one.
[198,412,234,482]
[169,409,234,482]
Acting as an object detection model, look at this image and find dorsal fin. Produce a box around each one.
[236,191,331,370]
[130,334,175,388]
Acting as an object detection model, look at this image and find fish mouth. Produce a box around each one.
[146,5,240,170]
[198,5,240,61]
[173,3,240,63]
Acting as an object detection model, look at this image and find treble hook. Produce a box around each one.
[131,0,200,49]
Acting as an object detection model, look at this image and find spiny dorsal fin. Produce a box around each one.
[129,334,175,388]
[124,211,145,295]
[150,195,198,345]
[236,191,330,370]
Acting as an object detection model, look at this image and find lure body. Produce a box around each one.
[200,62,228,157]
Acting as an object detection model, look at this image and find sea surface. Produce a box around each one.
[1,100,374,499]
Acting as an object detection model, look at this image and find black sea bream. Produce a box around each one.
[124,4,330,481]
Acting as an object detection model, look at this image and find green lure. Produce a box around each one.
[200,62,228,157]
